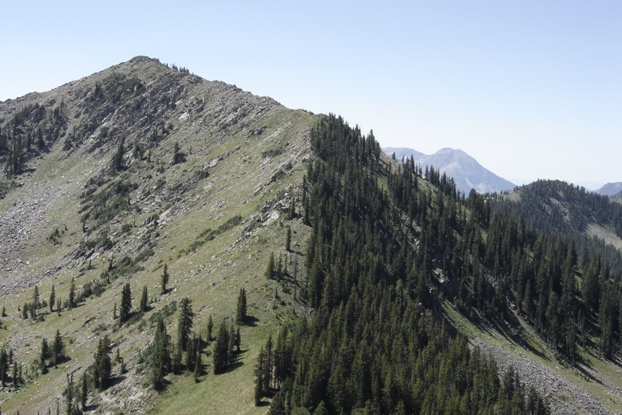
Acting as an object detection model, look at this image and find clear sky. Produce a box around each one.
[1,1,620,189]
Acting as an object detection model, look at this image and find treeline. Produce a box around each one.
[498,180,622,238]
[490,180,622,274]
[0,101,66,176]
[259,114,549,414]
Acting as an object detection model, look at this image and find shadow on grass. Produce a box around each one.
[222,361,244,374]
[454,304,550,362]
[241,315,259,327]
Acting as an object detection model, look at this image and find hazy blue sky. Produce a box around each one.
[1,1,620,188]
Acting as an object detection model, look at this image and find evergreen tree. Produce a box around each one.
[12,360,18,388]
[119,283,132,325]
[236,288,247,323]
[207,314,214,343]
[288,197,296,220]
[262,335,273,393]
[235,326,241,353]
[112,136,125,171]
[269,391,286,415]
[286,226,292,252]
[213,320,230,374]
[255,345,266,405]
[52,329,65,367]
[49,284,55,313]
[266,253,275,279]
[32,285,40,315]
[64,374,74,415]
[152,315,171,390]
[80,373,88,411]
[140,285,149,313]
[193,349,202,383]
[68,277,76,310]
[161,264,170,294]
[40,338,50,374]
[172,142,185,164]
[94,335,111,391]
[177,297,194,352]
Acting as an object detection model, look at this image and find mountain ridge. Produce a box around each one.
[0,56,315,414]
[1,57,622,415]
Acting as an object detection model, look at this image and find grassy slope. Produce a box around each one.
[0,68,316,414]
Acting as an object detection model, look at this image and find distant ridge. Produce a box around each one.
[597,182,622,197]
[384,146,515,194]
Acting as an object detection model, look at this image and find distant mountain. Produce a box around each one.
[383,146,424,161]
[597,182,622,197]
[383,146,515,194]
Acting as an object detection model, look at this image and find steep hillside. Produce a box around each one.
[0,56,316,414]
[383,146,515,194]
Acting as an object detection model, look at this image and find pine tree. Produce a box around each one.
[178,297,194,352]
[12,360,18,388]
[236,288,247,323]
[64,374,74,415]
[255,345,266,405]
[140,285,149,313]
[112,136,125,171]
[286,226,292,252]
[68,277,76,309]
[94,335,111,391]
[161,264,170,294]
[52,329,65,367]
[288,197,296,220]
[152,315,171,390]
[172,342,183,375]
[119,283,132,325]
[235,326,241,353]
[269,391,286,415]
[32,285,40,315]
[207,314,214,343]
[40,338,50,374]
[266,253,275,279]
[213,320,230,374]
[49,284,55,313]
[193,349,201,383]
[80,373,88,411]
[262,335,273,393]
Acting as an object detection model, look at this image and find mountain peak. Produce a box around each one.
[383,146,515,194]
[597,182,622,196]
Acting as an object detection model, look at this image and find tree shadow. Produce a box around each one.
[108,374,126,388]
[574,360,602,384]
[456,305,550,362]
[223,361,244,374]
[241,315,259,327]
[85,403,100,412]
